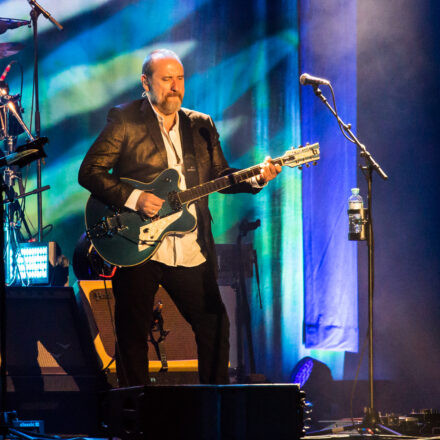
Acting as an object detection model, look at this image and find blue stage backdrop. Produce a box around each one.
[1,0,357,380]
[300,0,358,354]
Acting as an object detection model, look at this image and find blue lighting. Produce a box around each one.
[290,357,314,388]
[7,243,50,285]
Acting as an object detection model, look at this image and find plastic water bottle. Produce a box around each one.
[348,188,363,240]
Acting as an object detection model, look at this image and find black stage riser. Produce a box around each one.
[102,384,305,440]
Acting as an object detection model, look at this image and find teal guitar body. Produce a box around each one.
[85,169,196,267]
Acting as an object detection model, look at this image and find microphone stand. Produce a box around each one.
[235,224,255,381]
[234,219,263,382]
[307,85,394,435]
[28,0,62,241]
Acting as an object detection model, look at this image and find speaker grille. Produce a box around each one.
[78,282,198,362]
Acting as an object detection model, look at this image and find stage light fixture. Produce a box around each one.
[7,243,50,285]
[290,356,333,388]
[5,241,66,286]
[291,356,315,387]
[290,357,336,429]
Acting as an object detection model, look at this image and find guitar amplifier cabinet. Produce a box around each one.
[75,280,240,381]
[74,280,199,376]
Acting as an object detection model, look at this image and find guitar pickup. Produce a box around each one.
[168,191,182,211]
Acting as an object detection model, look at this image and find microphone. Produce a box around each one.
[0,18,30,35]
[299,73,331,87]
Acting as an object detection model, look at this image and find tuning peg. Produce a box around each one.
[306,142,310,146]
[298,166,303,170]
[313,161,318,166]
[306,163,310,168]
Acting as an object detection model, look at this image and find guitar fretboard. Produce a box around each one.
[178,158,284,204]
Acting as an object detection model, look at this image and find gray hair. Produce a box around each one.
[141,49,182,78]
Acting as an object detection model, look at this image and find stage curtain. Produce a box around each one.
[300,0,359,352]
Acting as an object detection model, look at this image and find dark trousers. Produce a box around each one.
[112,260,230,386]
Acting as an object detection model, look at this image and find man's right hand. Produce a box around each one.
[136,191,165,217]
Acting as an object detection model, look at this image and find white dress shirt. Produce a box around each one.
[125,108,206,267]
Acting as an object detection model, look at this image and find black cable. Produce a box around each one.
[18,62,23,100]
[29,56,35,134]
[41,223,52,238]
[18,162,31,223]
[19,167,29,222]
[328,84,357,144]
[102,275,131,387]
[28,223,53,241]
[13,61,24,110]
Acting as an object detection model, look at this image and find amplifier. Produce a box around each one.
[74,280,198,374]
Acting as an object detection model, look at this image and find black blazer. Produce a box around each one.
[78,98,259,274]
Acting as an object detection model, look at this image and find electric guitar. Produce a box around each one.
[85,142,320,267]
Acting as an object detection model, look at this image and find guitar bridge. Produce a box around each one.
[87,214,127,239]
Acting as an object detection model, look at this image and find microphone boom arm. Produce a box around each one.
[312,85,388,180]
[28,0,63,31]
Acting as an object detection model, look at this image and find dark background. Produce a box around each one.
[344,0,440,411]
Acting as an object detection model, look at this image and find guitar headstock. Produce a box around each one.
[281,142,320,169]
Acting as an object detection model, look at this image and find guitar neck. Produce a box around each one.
[178,157,284,205]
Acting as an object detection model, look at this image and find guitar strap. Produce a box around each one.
[179,111,199,190]
[179,111,212,262]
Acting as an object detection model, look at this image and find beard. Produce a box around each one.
[150,92,183,115]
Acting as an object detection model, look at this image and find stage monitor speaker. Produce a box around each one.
[5,286,103,378]
[102,384,305,440]
[4,286,108,435]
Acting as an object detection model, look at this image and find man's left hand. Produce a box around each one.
[258,156,282,185]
